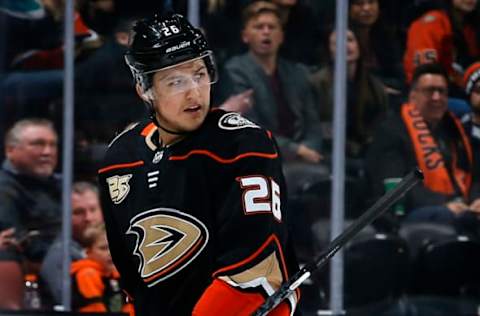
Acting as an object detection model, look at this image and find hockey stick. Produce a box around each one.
[253,168,424,316]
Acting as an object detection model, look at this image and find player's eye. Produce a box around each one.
[167,77,186,87]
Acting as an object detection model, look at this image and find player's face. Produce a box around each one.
[470,81,480,113]
[150,58,211,138]
[410,74,449,125]
[350,0,379,27]
[6,125,57,178]
[271,0,297,6]
[453,0,477,13]
[242,12,284,57]
[329,30,360,63]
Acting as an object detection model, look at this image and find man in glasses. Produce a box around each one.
[97,13,298,316]
[366,63,479,234]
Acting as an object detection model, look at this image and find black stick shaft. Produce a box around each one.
[253,168,423,316]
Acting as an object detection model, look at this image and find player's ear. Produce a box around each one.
[136,84,154,103]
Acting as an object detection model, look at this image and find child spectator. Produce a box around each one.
[71,224,133,315]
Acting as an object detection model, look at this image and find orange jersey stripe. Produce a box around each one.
[169,150,278,164]
[98,161,144,174]
[141,123,156,136]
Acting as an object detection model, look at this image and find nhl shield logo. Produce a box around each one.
[106,174,133,204]
[218,112,260,130]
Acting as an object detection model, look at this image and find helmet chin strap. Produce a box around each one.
[146,102,189,136]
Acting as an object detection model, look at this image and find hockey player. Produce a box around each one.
[97,13,299,316]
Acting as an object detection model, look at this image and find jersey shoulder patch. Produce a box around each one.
[217,112,260,130]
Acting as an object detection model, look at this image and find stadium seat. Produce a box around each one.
[343,233,410,308]
[412,236,480,296]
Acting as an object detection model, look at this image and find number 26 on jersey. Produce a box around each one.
[237,175,282,222]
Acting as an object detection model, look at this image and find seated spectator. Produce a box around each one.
[71,224,132,315]
[403,0,480,94]
[40,181,103,307]
[0,118,61,309]
[349,0,405,93]
[222,1,327,260]
[223,1,324,172]
[462,61,480,202]
[366,63,480,235]
[310,28,389,165]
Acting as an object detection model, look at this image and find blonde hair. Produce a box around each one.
[82,224,107,248]
[241,1,282,28]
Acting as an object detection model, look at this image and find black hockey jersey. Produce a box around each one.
[98,109,299,315]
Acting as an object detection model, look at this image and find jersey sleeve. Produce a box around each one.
[97,135,144,302]
[403,10,452,82]
[194,128,299,315]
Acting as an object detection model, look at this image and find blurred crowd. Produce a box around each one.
[1,0,480,315]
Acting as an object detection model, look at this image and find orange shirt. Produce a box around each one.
[404,10,479,84]
[71,258,134,315]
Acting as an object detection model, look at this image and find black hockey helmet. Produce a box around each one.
[125,13,217,91]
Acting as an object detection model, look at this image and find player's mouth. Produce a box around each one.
[184,105,202,113]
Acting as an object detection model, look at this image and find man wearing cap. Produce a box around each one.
[462,62,480,210]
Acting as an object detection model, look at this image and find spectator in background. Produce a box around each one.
[462,61,480,201]
[71,224,132,315]
[222,1,327,260]
[404,0,480,94]
[349,0,405,94]
[0,118,61,309]
[40,181,103,306]
[366,63,480,235]
[310,28,388,165]
[223,1,324,172]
